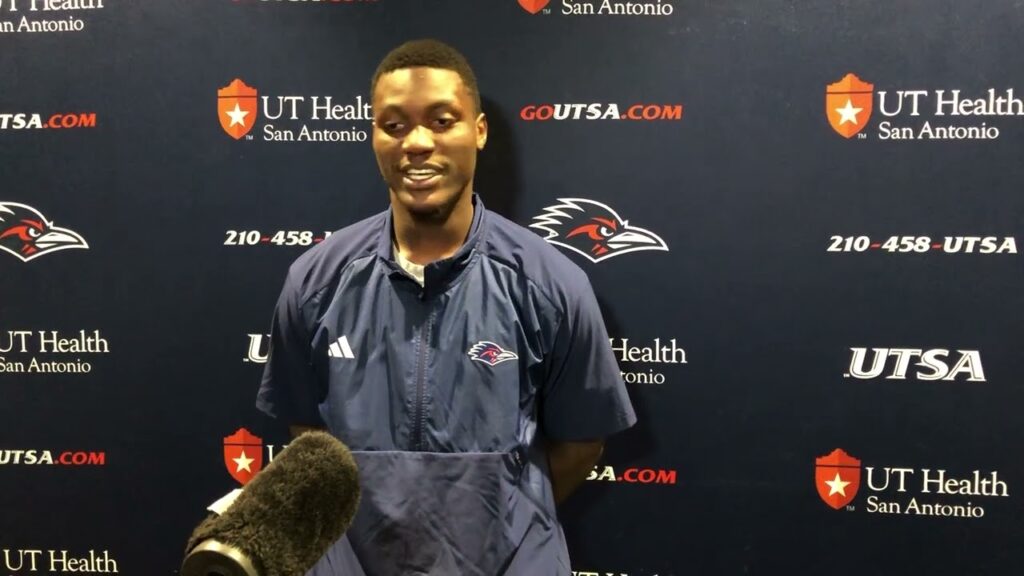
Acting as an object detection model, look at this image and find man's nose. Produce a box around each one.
[402,125,435,155]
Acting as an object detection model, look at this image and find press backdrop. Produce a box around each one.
[2,1,1023,574]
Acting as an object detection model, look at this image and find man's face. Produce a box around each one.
[372,67,487,221]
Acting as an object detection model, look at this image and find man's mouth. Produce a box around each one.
[401,166,443,190]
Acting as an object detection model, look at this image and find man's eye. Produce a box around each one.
[433,118,455,129]
[381,121,404,132]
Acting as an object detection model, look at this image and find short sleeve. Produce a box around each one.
[541,277,637,441]
[255,270,324,427]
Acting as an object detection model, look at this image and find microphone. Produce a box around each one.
[182,431,360,576]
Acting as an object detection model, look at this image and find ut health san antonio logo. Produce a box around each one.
[224,428,263,485]
[530,198,668,263]
[518,0,550,14]
[218,79,259,140]
[826,73,874,138]
[815,448,861,509]
[0,202,88,262]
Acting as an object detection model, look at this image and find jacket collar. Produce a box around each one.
[377,193,486,296]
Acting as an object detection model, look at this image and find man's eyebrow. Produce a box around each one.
[375,104,407,116]
[425,100,459,113]
[375,100,461,115]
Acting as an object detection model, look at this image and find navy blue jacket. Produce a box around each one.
[257,194,636,575]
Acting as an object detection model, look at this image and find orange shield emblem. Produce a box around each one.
[518,0,550,14]
[815,448,861,509]
[223,428,263,485]
[826,73,873,138]
[218,79,258,140]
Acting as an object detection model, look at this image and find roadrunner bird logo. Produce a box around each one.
[467,341,519,367]
[530,198,668,263]
[0,202,88,262]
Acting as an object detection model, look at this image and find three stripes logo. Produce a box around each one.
[327,336,354,359]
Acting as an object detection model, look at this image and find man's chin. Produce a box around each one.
[394,187,462,222]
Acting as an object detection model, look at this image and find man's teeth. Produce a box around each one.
[405,169,439,181]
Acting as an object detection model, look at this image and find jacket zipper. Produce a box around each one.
[412,309,433,451]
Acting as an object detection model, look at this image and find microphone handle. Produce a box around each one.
[181,539,262,576]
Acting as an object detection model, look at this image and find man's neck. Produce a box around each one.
[391,191,474,266]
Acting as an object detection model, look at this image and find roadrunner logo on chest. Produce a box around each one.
[467,341,519,366]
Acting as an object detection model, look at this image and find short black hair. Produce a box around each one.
[371,39,481,113]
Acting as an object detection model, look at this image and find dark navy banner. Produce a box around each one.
[2,1,1022,574]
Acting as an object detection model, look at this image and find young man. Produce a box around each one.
[257,39,636,575]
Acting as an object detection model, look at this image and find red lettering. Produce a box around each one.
[621,467,676,484]
[58,451,105,466]
[46,113,96,129]
[626,104,683,121]
[662,104,683,120]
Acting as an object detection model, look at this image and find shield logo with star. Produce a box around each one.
[815,448,861,509]
[224,428,263,485]
[218,79,259,140]
[518,0,550,14]
[825,73,873,138]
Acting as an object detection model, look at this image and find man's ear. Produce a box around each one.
[476,112,488,150]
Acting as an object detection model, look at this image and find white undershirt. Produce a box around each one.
[393,244,425,286]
